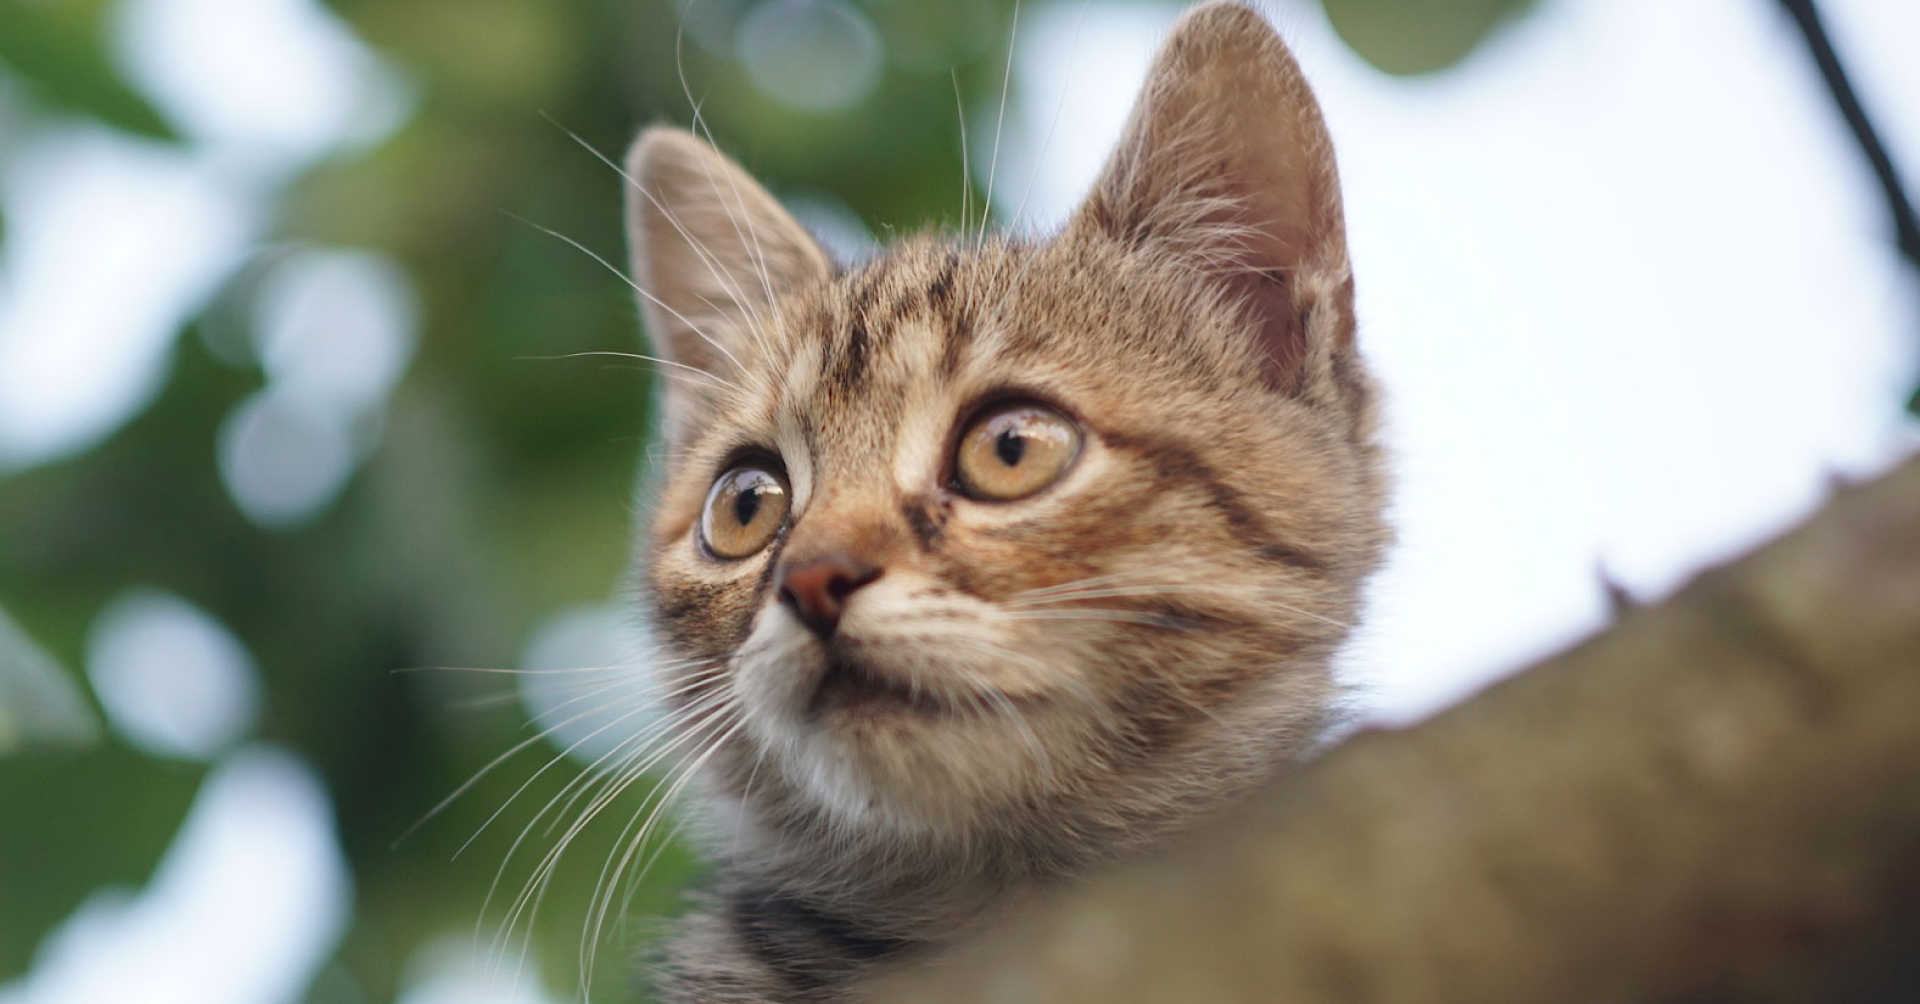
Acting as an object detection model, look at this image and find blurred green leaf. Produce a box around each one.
[0,744,204,978]
[0,0,1019,996]
[0,604,99,753]
[1321,0,1538,76]
[0,1,179,141]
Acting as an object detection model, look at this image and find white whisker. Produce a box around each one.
[490,690,739,973]
[951,68,972,231]
[980,0,1021,241]
[673,36,788,358]
[1008,0,1092,237]
[583,711,747,983]
[540,110,761,378]
[396,672,660,848]
[1001,608,1190,628]
[475,678,731,941]
[458,676,719,860]
[516,350,737,392]
[501,213,747,391]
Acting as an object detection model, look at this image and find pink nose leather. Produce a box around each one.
[777,556,882,638]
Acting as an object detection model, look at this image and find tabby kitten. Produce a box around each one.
[623,3,1387,1000]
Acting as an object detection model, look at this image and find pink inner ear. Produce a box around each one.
[1164,158,1331,394]
[1198,111,1346,395]
[1229,264,1309,395]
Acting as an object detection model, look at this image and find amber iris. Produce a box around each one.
[954,402,1081,501]
[701,463,790,558]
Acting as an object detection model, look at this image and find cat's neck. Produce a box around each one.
[722,809,1043,933]
[653,842,1017,1002]
[688,738,1295,967]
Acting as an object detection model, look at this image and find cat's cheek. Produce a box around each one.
[730,612,822,729]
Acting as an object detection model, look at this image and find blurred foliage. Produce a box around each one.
[0,746,204,973]
[0,0,1541,1002]
[1323,0,1536,76]
[0,0,178,140]
[0,606,99,752]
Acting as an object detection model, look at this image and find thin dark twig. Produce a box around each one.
[1774,0,1920,265]
[1774,0,1920,413]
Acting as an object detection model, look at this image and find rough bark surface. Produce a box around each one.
[873,457,1920,1004]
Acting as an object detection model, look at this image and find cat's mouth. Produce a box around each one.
[805,653,948,719]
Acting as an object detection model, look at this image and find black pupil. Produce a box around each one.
[733,480,762,526]
[995,429,1026,467]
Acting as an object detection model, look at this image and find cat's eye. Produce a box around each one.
[700,462,791,559]
[953,402,1082,501]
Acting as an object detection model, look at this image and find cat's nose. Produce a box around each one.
[777,556,882,638]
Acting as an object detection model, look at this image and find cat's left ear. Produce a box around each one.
[1069,2,1353,398]
[626,126,832,436]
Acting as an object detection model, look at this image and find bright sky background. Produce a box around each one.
[0,0,1915,1002]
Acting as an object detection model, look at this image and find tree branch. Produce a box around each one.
[1777,0,1920,266]
[876,455,1920,1003]
[1774,0,1920,414]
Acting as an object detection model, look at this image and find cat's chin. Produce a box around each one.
[728,626,1069,834]
[775,683,1063,837]
[803,654,950,720]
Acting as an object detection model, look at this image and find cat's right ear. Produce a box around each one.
[1068,2,1354,401]
[625,126,831,434]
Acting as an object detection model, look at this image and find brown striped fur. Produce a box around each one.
[623,4,1388,1000]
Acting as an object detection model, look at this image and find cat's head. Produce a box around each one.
[625,2,1386,874]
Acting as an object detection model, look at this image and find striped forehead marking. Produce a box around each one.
[760,244,1016,517]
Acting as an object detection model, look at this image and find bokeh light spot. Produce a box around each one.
[251,248,419,415]
[736,0,883,113]
[112,0,413,173]
[216,388,356,529]
[518,604,660,766]
[0,130,255,473]
[394,937,571,1004]
[85,589,259,761]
